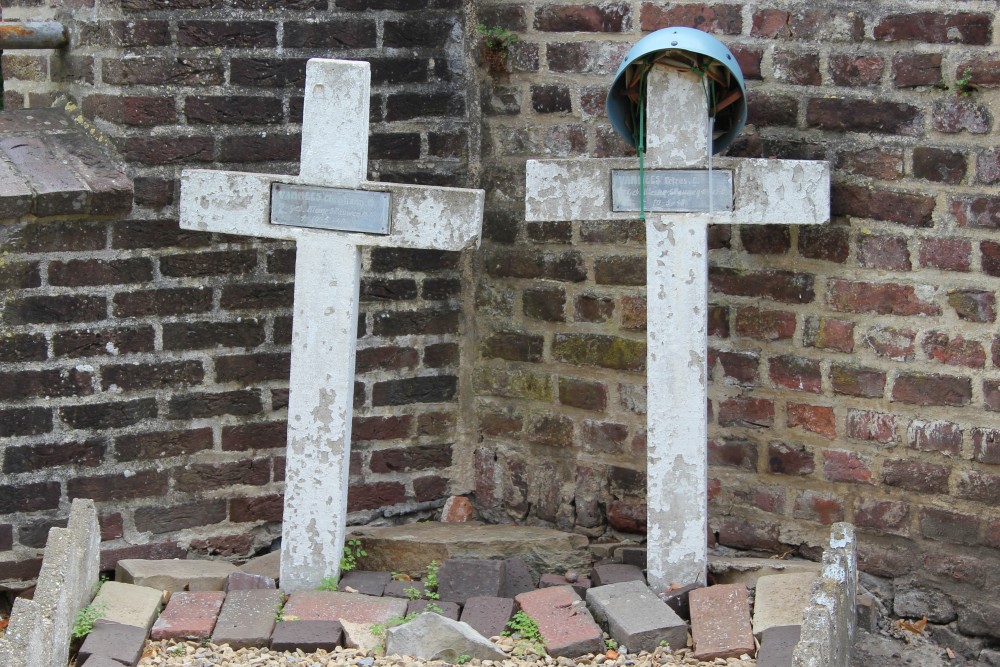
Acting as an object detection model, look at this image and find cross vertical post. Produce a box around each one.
[525,66,829,590]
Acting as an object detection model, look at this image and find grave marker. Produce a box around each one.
[180,59,484,591]
[526,42,829,590]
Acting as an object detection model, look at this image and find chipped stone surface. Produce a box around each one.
[116,559,238,592]
[752,573,817,637]
[92,581,164,632]
[385,612,507,662]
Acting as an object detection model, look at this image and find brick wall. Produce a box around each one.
[0,0,475,575]
[472,0,1000,640]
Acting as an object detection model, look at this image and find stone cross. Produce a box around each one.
[525,66,829,590]
[180,59,484,591]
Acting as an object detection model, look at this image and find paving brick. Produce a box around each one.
[658,582,704,621]
[539,573,591,598]
[339,570,391,596]
[238,550,280,580]
[460,596,517,638]
[515,585,604,658]
[438,559,506,604]
[756,624,801,667]
[406,599,461,619]
[587,580,688,653]
[151,591,225,640]
[77,619,147,667]
[591,563,645,587]
[270,620,343,651]
[225,572,276,591]
[689,584,755,660]
[92,581,163,632]
[752,573,817,637]
[618,547,647,569]
[211,589,283,649]
[283,590,407,623]
[116,558,238,591]
[496,557,534,599]
[384,579,426,599]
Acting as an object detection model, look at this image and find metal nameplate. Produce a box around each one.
[611,170,733,213]
[270,183,391,235]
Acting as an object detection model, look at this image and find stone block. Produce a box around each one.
[500,557,535,597]
[753,572,817,637]
[238,550,280,581]
[618,547,647,569]
[406,599,461,620]
[385,612,506,661]
[539,573,591,599]
[347,524,589,578]
[341,620,383,651]
[756,624,800,667]
[689,583,755,660]
[151,591,225,640]
[270,620,343,652]
[587,580,688,653]
[708,556,821,588]
[440,495,474,522]
[283,590,407,623]
[339,570,391,596]
[515,585,604,658]
[856,593,879,633]
[384,580,426,599]
[116,559,238,592]
[438,559,506,604]
[460,596,517,639]
[658,582,703,621]
[91,581,163,632]
[591,563,645,587]
[211,589,283,649]
[225,572,275,591]
[77,619,147,667]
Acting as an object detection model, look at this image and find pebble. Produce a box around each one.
[138,640,754,667]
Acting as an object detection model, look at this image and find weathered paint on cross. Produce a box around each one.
[525,66,829,590]
[180,59,484,591]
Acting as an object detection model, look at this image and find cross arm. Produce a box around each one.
[526,158,829,226]
[180,169,485,251]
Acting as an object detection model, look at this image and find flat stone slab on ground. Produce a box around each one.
[151,591,226,640]
[586,580,688,653]
[708,556,821,588]
[116,559,238,592]
[211,589,283,649]
[460,596,517,639]
[407,599,461,620]
[386,611,506,662]
[591,563,645,587]
[92,581,163,632]
[239,551,280,581]
[438,559,506,604]
[756,624,801,667]
[77,619,148,667]
[283,590,408,624]
[515,585,604,658]
[689,583,755,661]
[341,620,383,651]
[752,572,817,637]
[658,582,703,621]
[225,572,275,591]
[339,571,391,596]
[348,523,589,577]
[270,620,343,652]
[500,557,535,598]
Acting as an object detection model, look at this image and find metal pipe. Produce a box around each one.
[0,20,67,49]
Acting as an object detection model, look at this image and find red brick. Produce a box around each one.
[714,350,759,386]
[822,449,874,484]
[892,53,943,88]
[607,499,645,533]
[973,428,1000,464]
[348,482,406,511]
[709,268,814,304]
[882,460,950,494]
[708,438,757,471]
[734,307,795,341]
[912,147,966,185]
[767,442,814,476]
[853,498,910,535]
[534,4,630,32]
[773,50,820,85]
[922,331,986,368]
[82,94,176,126]
[831,185,934,226]
[836,148,904,180]
[828,280,939,316]
[786,403,836,439]
[829,54,883,86]
[919,238,971,272]
[708,305,729,337]
[863,325,916,361]
[369,444,451,473]
[831,365,885,398]
[718,397,773,428]
[731,45,762,80]
[793,490,844,525]
[892,373,972,407]
[689,584,754,660]
[174,460,270,492]
[957,471,1000,505]
[907,420,961,456]
[751,9,790,38]
[857,234,910,271]
[135,499,228,533]
[985,241,1000,277]
[769,354,821,393]
[874,13,992,45]
[515,586,604,657]
[640,3,741,34]
[933,98,991,134]
[803,316,854,353]
[808,99,921,136]
[985,380,1000,412]
[846,409,897,444]
[953,197,1000,231]
[230,494,283,523]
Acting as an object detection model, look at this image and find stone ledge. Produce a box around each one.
[0,109,132,219]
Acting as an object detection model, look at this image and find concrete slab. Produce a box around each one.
[77,619,147,667]
[515,585,604,658]
[406,599,461,620]
[283,590,407,623]
[756,624,801,667]
[92,581,163,632]
[270,620,343,651]
[347,523,589,577]
[438,559,506,604]
[225,572,276,591]
[689,583,755,660]
[708,556,821,588]
[339,570,391,596]
[753,572,817,637]
[211,589,283,649]
[591,563,645,587]
[116,559,238,592]
[586,580,688,653]
[150,591,225,640]
[460,596,517,639]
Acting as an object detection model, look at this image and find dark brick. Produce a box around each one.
[5,295,106,325]
[4,439,104,474]
[713,350,760,386]
[230,57,307,87]
[807,98,921,135]
[384,18,455,48]
[112,219,209,251]
[893,53,943,88]
[773,50,820,85]
[59,398,156,430]
[912,147,966,184]
[386,92,465,122]
[718,397,773,428]
[575,294,615,323]
[523,286,565,321]
[135,500,228,534]
[985,242,1000,277]
[116,428,213,461]
[221,283,293,310]
[595,255,644,285]
[552,333,645,372]
[69,470,167,501]
[352,415,412,442]
[0,406,52,437]
[222,422,286,452]
[558,377,607,412]
[0,368,93,401]
[892,373,972,407]
[53,327,154,358]
[168,390,262,419]
[797,226,849,263]
[230,494,283,523]
[370,444,452,473]
[857,234,910,271]
[829,280,939,316]
[114,287,213,317]
[640,3,741,33]
[283,19,375,48]
[175,460,270,492]
[373,309,459,336]
[356,346,419,374]
[882,460,950,494]
[347,482,406,511]
[82,94,176,126]
[361,278,418,302]
[163,320,266,350]
[0,482,60,513]
[371,248,459,272]
[185,96,282,125]
[213,354,289,383]
[831,365,885,398]
[832,184,935,227]
[124,136,214,166]
[535,3,631,32]
[829,54,883,86]
[422,278,461,301]
[874,13,991,45]
[709,268,814,303]
[0,333,46,363]
[179,20,277,47]
[102,361,203,391]
[160,250,256,278]
[531,84,571,113]
[372,376,457,406]
[481,331,543,363]
[920,508,979,546]
[581,420,627,453]
[370,133,420,160]
[768,442,814,476]
[709,438,757,471]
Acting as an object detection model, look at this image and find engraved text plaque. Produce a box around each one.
[271,183,391,234]
[611,170,733,213]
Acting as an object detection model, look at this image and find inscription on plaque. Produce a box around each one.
[271,183,391,234]
[611,170,733,213]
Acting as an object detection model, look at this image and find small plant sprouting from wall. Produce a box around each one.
[955,66,976,96]
[477,24,518,76]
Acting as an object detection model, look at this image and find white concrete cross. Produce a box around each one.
[525,66,829,590]
[179,59,484,591]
